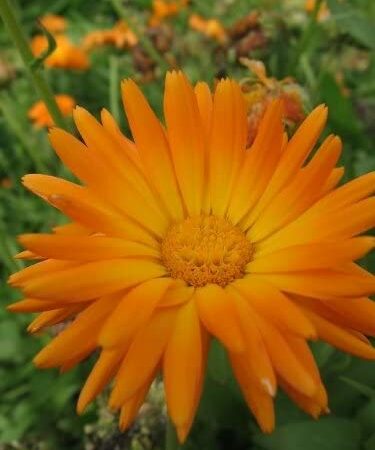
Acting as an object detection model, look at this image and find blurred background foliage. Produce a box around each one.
[0,0,374,448]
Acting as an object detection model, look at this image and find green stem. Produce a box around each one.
[166,418,180,450]
[109,0,168,73]
[289,0,323,74]
[109,55,120,122]
[0,0,67,130]
[0,96,48,173]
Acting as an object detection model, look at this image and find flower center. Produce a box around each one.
[161,215,253,287]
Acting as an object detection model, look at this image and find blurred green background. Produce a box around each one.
[0,0,374,448]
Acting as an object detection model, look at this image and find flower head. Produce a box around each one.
[241,58,306,146]
[83,21,138,51]
[189,14,227,43]
[31,34,89,70]
[149,0,188,27]
[9,72,375,442]
[28,94,76,128]
[39,14,67,34]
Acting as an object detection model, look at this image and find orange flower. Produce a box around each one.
[9,72,375,443]
[189,13,227,43]
[83,21,138,50]
[31,35,89,70]
[28,95,76,128]
[305,0,330,21]
[240,59,305,145]
[39,14,67,34]
[149,0,188,27]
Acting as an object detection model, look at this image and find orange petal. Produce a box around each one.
[33,294,122,368]
[27,305,82,333]
[249,237,374,271]
[109,307,177,408]
[208,79,247,216]
[302,308,375,360]
[18,233,159,261]
[233,277,316,338]
[77,349,125,414]
[99,277,174,348]
[164,71,205,216]
[254,314,317,397]
[230,354,275,433]
[194,284,245,353]
[228,99,284,225]
[20,259,166,302]
[245,104,328,227]
[164,300,203,427]
[122,79,184,221]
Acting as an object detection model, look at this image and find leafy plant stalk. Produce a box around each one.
[0,0,67,130]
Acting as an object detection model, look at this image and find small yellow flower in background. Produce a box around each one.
[189,14,227,44]
[240,58,306,146]
[149,0,188,27]
[28,94,76,128]
[9,72,375,443]
[83,21,138,51]
[305,0,330,21]
[31,34,90,70]
[39,14,67,34]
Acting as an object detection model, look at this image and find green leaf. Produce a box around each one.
[253,418,361,450]
[327,0,375,49]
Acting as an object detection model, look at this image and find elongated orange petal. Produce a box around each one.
[8,298,79,313]
[228,288,276,395]
[194,284,245,353]
[245,104,328,227]
[22,174,157,246]
[194,81,212,139]
[28,305,82,333]
[233,276,316,338]
[208,79,247,216]
[253,269,375,299]
[280,379,327,418]
[33,294,122,368]
[164,71,205,216]
[122,79,184,221]
[77,349,125,414]
[50,128,168,235]
[164,300,202,428]
[52,222,90,235]
[20,259,166,302]
[248,135,342,241]
[302,308,375,359]
[254,314,317,397]
[109,307,177,408]
[19,234,159,261]
[228,99,284,225]
[319,167,344,196]
[320,297,375,336]
[99,277,174,348]
[230,354,275,433]
[249,237,374,271]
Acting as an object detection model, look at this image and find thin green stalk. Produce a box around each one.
[166,418,180,450]
[0,97,48,173]
[0,0,67,130]
[109,55,121,122]
[288,0,323,73]
[110,0,168,72]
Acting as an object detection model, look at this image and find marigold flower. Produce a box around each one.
[31,34,89,70]
[83,21,138,50]
[39,14,67,34]
[241,58,306,146]
[149,0,188,27]
[189,14,227,43]
[28,94,76,128]
[9,72,375,442]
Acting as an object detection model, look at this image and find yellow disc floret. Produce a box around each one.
[161,215,253,287]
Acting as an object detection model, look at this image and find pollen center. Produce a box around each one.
[161,216,253,288]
